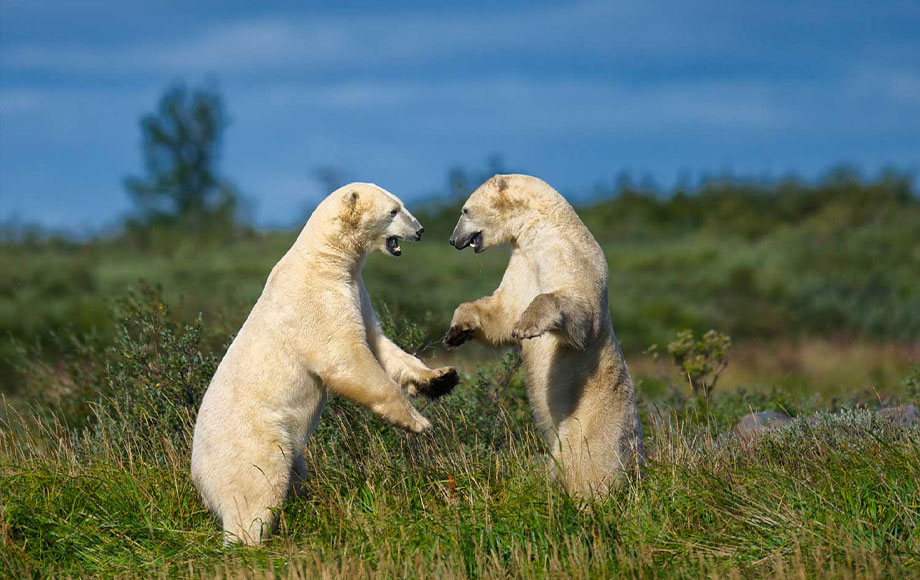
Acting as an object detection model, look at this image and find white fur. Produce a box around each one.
[446,174,644,497]
[191,183,455,545]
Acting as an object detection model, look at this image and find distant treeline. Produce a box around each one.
[4,162,916,245]
[586,167,915,238]
[416,165,917,240]
[1,166,918,395]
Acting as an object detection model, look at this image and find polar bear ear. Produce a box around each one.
[490,176,519,212]
[344,190,361,212]
[338,190,365,228]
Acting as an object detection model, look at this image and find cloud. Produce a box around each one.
[3,0,918,227]
[0,1,733,75]
[4,0,917,82]
[4,72,907,145]
[888,74,920,104]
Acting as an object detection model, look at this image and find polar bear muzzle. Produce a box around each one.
[450,228,483,253]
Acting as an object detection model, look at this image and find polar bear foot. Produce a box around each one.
[415,366,459,399]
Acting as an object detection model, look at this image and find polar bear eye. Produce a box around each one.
[390,208,399,216]
[462,208,469,215]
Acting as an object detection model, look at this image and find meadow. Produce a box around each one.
[1,169,919,577]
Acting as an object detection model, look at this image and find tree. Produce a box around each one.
[124,83,240,230]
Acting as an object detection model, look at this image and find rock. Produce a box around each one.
[732,411,793,438]
[877,405,919,426]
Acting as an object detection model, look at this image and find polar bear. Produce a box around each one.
[191,183,458,545]
[443,174,643,497]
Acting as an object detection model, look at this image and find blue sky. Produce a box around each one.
[1,0,918,229]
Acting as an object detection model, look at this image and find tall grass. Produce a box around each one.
[2,296,918,580]
[3,394,918,578]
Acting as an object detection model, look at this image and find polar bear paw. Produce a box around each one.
[512,321,548,341]
[443,325,474,348]
[512,294,562,341]
[443,303,479,348]
[408,409,433,433]
[415,366,459,399]
[512,316,553,341]
[370,401,432,433]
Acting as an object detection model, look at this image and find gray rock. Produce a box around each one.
[732,411,793,438]
[877,405,918,426]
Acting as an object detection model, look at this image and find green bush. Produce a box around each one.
[97,286,220,451]
[903,365,920,402]
[4,286,220,460]
[646,329,732,400]
[376,302,430,355]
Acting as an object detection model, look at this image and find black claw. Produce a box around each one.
[416,368,459,400]
[442,326,473,348]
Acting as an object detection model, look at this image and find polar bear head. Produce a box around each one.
[333,183,424,257]
[449,174,551,253]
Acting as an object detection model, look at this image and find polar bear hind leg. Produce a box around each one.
[214,451,293,546]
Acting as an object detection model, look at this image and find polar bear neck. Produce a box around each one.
[292,226,368,276]
[279,205,364,278]
[510,203,582,251]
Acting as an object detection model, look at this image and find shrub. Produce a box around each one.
[376,302,429,355]
[6,285,221,460]
[649,329,732,399]
[903,365,920,402]
[97,286,220,451]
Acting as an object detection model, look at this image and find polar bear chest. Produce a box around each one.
[504,251,543,310]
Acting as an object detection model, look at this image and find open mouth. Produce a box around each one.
[386,236,402,256]
[450,230,484,252]
[470,231,483,253]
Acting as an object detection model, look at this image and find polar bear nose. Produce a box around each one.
[415,227,424,240]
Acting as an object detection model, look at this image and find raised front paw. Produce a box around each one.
[443,325,474,348]
[408,411,433,434]
[512,295,561,341]
[371,400,431,433]
[415,366,459,400]
[443,303,479,348]
[511,318,549,341]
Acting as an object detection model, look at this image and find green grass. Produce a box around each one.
[1,296,917,578]
[3,380,919,578]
